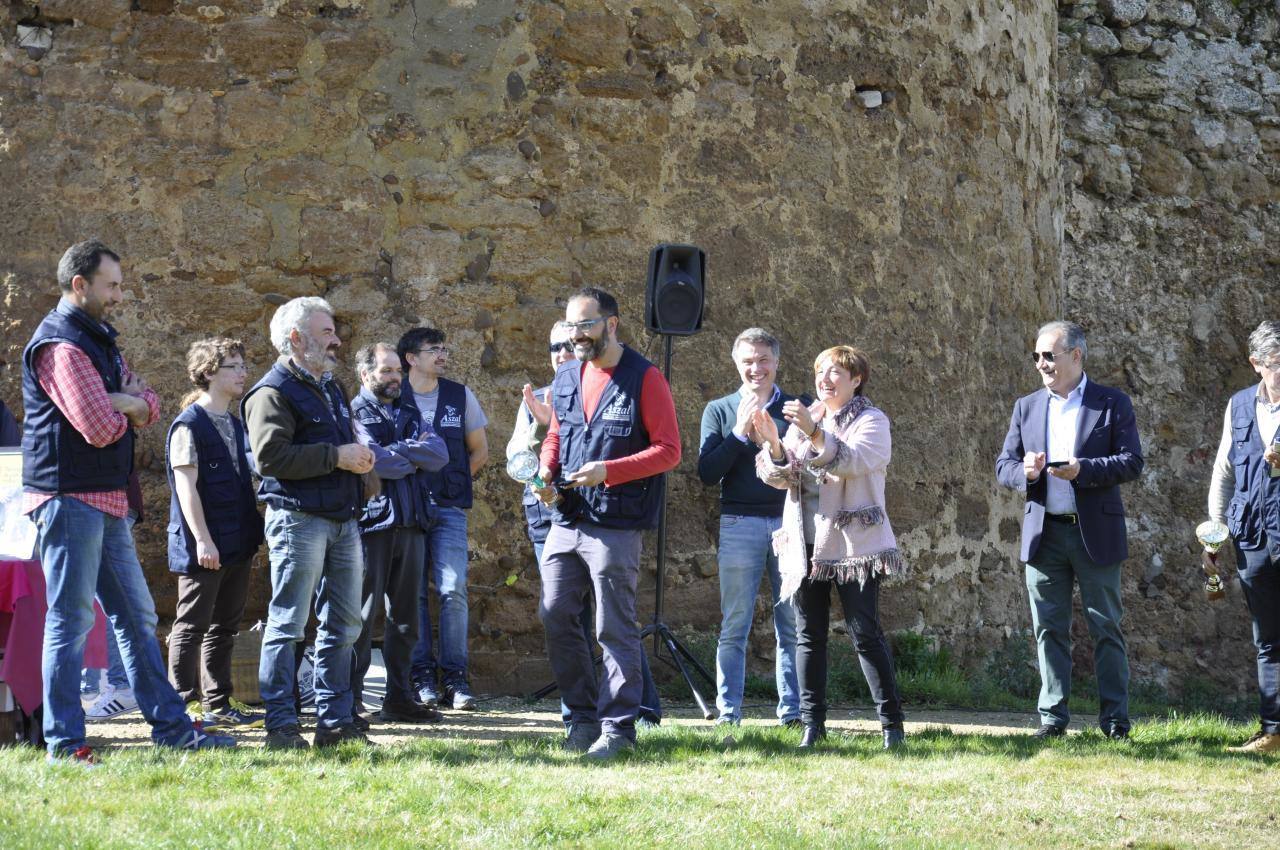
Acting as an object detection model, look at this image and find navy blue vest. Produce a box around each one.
[165,404,264,573]
[21,300,134,493]
[521,385,556,544]
[423,378,473,509]
[241,363,361,521]
[351,389,432,533]
[1226,385,1280,555]
[551,346,662,530]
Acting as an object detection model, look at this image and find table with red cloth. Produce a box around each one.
[0,558,107,715]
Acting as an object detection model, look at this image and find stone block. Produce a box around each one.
[1146,1,1196,28]
[131,16,210,63]
[1110,58,1168,99]
[545,11,628,68]
[178,193,272,272]
[39,0,129,29]
[246,158,384,209]
[1197,0,1241,37]
[1082,24,1121,57]
[1082,143,1134,198]
[1099,0,1148,27]
[220,88,294,149]
[1138,141,1201,197]
[393,226,472,289]
[1201,81,1265,116]
[297,207,383,274]
[219,17,308,76]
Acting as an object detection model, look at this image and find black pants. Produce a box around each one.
[352,527,425,708]
[795,574,904,728]
[167,557,254,711]
[1236,542,1280,734]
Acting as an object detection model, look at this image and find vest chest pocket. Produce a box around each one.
[554,386,583,425]
[604,424,633,438]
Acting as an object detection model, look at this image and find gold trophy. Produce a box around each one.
[1195,520,1229,601]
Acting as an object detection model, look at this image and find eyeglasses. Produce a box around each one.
[1030,349,1072,365]
[217,364,249,373]
[548,342,573,354]
[561,317,606,333]
[416,346,450,357]
[1260,359,1280,372]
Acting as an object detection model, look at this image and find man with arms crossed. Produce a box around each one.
[533,288,681,760]
[399,326,489,711]
[23,240,233,762]
[996,320,1143,739]
[350,342,448,725]
[243,297,375,748]
[698,328,801,727]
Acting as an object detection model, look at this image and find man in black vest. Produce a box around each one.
[532,288,682,760]
[243,296,375,749]
[350,342,448,724]
[166,337,265,730]
[1206,320,1280,754]
[399,327,490,711]
[23,240,233,763]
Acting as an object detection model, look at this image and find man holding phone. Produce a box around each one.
[1206,320,1280,754]
[996,321,1144,740]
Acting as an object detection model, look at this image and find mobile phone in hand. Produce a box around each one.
[1046,460,1068,468]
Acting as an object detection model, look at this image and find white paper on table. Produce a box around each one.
[0,449,37,560]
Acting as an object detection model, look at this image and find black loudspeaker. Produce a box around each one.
[645,244,706,336]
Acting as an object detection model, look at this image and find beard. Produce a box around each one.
[300,332,339,373]
[372,379,401,401]
[573,329,610,362]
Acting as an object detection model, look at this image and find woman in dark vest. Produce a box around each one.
[166,338,265,729]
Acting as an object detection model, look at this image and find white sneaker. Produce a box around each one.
[85,686,138,719]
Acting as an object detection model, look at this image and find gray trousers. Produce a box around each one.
[538,522,643,740]
[1025,519,1130,732]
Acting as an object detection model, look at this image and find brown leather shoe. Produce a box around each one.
[1227,731,1280,754]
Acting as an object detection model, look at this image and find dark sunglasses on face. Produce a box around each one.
[1031,349,1072,365]
[548,342,573,354]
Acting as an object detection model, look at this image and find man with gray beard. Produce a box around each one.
[243,296,375,749]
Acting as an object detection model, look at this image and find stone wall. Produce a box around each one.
[0,1,1061,691]
[1058,0,1279,698]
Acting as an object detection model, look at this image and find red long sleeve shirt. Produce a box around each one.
[540,362,681,487]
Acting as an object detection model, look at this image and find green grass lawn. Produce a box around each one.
[0,714,1274,849]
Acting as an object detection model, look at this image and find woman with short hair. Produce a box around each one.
[755,345,907,749]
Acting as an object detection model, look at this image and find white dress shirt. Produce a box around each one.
[1207,383,1280,523]
[1045,374,1087,515]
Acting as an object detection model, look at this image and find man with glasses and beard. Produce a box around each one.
[398,326,490,712]
[243,296,375,749]
[349,343,448,726]
[532,288,681,760]
[996,320,1144,741]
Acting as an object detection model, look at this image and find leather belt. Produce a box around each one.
[1045,513,1079,525]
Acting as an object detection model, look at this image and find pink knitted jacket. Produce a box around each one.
[755,396,906,600]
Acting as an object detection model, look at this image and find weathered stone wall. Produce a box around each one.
[1058,0,1279,698]
[0,1,1060,691]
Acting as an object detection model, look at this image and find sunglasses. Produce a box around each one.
[1031,349,1072,364]
[548,342,573,354]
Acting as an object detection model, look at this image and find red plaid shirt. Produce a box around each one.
[23,342,159,519]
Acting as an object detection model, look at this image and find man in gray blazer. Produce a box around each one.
[996,320,1144,739]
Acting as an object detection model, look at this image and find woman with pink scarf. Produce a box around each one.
[754,345,907,750]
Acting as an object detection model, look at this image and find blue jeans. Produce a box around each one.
[714,514,799,723]
[259,508,363,732]
[411,506,470,690]
[1236,541,1280,733]
[32,497,192,754]
[81,628,128,693]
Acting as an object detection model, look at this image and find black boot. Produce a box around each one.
[798,723,827,749]
[882,724,905,750]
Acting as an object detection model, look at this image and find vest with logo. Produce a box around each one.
[424,378,473,509]
[551,346,662,531]
[241,363,361,521]
[351,389,433,533]
[21,300,135,493]
[165,404,264,573]
[1226,384,1280,554]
